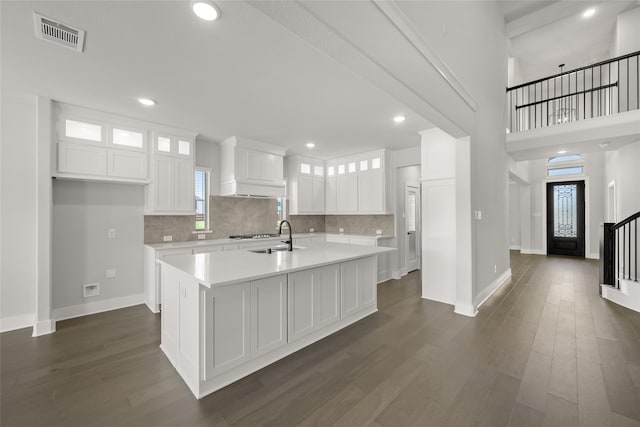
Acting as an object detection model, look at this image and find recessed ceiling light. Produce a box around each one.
[583,8,596,18]
[306,142,316,149]
[393,115,406,123]
[557,150,568,154]
[191,0,220,21]
[138,97,156,106]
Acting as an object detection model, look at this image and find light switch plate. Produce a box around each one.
[83,283,100,298]
[309,228,315,233]
[376,229,382,235]
[107,228,116,238]
[197,234,206,240]
[163,235,173,242]
[105,269,116,278]
[339,228,344,233]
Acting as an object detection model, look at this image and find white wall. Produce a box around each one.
[521,152,605,259]
[0,93,38,331]
[605,140,640,221]
[615,7,640,56]
[52,181,144,318]
[509,182,521,249]
[196,139,221,195]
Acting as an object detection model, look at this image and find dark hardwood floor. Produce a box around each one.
[2,252,640,426]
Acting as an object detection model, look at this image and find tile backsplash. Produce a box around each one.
[144,196,394,243]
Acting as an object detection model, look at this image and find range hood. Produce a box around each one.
[219,136,287,198]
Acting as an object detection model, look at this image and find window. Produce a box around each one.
[327,166,335,176]
[300,163,311,174]
[548,154,582,163]
[112,127,144,148]
[547,166,583,177]
[371,158,381,169]
[348,162,356,173]
[360,160,368,171]
[314,165,324,176]
[178,140,191,156]
[194,168,211,231]
[65,119,102,142]
[157,136,171,152]
[276,197,285,222]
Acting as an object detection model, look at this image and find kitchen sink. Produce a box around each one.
[249,246,304,254]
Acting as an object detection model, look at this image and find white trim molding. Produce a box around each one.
[52,293,145,322]
[475,268,512,311]
[454,302,476,317]
[0,314,34,333]
[521,248,546,255]
[33,320,56,337]
[372,0,478,112]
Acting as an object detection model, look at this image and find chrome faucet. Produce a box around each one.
[278,220,293,251]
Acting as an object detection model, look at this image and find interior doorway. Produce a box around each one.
[405,184,420,272]
[546,180,585,257]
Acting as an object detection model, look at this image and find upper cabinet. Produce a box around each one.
[288,156,325,214]
[220,136,286,198]
[145,132,196,215]
[54,102,197,215]
[324,149,390,215]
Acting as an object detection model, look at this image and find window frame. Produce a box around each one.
[194,167,212,232]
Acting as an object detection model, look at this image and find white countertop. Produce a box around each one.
[146,232,393,251]
[158,241,395,288]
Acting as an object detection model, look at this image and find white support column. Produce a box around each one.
[454,137,475,316]
[33,96,55,336]
[420,129,474,315]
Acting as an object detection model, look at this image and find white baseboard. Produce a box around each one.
[509,245,521,250]
[520,248,546,255]
[475,268,512,310]
[392,270,402,280]
[454,302,477,317]
[52,293,145,322]
[587,253,599,260]
[0,313,34,333]
[32,320,56,337]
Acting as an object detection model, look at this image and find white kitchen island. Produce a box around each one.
[158,241,395,399]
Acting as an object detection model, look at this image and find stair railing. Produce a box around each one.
[507,50,640,133]
[601,211,640,291]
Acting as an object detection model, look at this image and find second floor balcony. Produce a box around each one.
[507,50,640,134]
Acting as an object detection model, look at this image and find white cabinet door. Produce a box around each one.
[152,157,175,212]
[312,177,325,212]
[298,175,314,212]
[325,176,337,213]
[337,174,358,212]
[316,264,340,328]
[174,157,194,212]
[288,265,340,342]
[204,283,251,380]
[288,269,316,342]
[58,142,107,176]
[107,149,148,179]
[341,260,360,318]
[340,257,376,318]
[251,275,287,357]
[358,170,373,213]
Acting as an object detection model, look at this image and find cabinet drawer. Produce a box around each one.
[58,142,107,176]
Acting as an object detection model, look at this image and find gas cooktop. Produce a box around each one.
[228,234,280,240]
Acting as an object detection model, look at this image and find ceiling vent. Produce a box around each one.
[34,13,85,52]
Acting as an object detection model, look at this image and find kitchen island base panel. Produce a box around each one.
[196,305,377,399]
[159,252,381,400]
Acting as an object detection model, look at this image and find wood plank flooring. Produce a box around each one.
[2,252,640,426]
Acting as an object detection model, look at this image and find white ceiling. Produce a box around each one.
[1,1,432,159]
[500,0,638,84]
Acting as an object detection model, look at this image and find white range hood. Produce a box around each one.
[219,136,287,198]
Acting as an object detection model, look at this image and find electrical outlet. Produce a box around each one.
[107,228,116,238]
[197,234,206,240]
[105,269,116,278]
[309,228,315,233]
[339,228,344,233]
[376,229,382,235]
[83,283,100,298]
[163,235,173,242]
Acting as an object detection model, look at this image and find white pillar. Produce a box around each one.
[33,96,55,336]
[420,129,474,314]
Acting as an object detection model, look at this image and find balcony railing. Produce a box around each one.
[507,51,640,133]
[601,211,639,290]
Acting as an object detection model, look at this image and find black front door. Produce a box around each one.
[547,181,585,257]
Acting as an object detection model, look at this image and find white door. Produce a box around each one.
[405,184,421,272]
[251,275,287,357]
